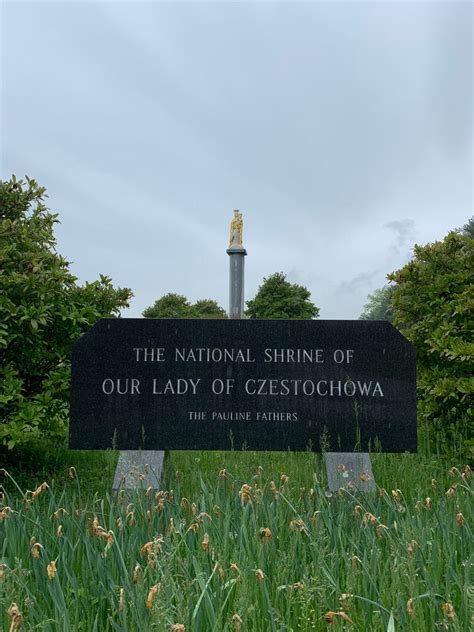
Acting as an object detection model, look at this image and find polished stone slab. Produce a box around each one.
[70,319,417,453]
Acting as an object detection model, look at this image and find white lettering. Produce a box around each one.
[357,381,372,396]
[245,379,256,395]
[316,380,328,396]
[212,379,224,395]
[330,381,342,396]
[102,378,114,395]
[344,381,356,396]
[303,380,315,396]
[189,378,201,395]
[373,381,384,397]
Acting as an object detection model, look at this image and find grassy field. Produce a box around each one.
[0,447,472,631]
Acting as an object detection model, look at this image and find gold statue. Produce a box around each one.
[229,209,243,247]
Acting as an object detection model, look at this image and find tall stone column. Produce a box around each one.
[227,246,247,318]
[227,209,247,319]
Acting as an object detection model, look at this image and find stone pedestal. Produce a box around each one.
[324,452,376,493]
[113,450,164,491]
[227,247,247,319]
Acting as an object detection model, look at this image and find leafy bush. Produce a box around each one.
[389,229,473,456]
[0,175,132,448]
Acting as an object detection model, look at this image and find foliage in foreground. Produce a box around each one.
[1,456,472,632]
[0,175,132,449]
[388,229,474,456]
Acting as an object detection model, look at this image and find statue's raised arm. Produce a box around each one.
[229,209,243,248]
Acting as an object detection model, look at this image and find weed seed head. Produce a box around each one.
[31,482,49,499]
[442,602,455,621]
[375,524,388,539]
[132,563,141,584]
[445,485,456,498]
[339,593,350,610]
[324,610,353,624]
[7,603,22,630]
[259,527,272,540]
[239,484,253,504]
[289,518,306,533]
[146,584,159,609]
[391,489,401,504]
[31,542,43,558]
[47,560,57,580]
[0,506,12,521]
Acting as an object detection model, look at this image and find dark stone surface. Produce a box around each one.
[70,319,416,452]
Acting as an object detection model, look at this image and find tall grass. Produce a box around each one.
[1,451,472,631]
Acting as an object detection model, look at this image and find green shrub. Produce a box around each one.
[389,229,473,456]
[0,175,132,448]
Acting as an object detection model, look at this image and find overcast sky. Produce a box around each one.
[1,1,472,318]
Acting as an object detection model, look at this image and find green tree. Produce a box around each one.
[461,216,474,238]
[143,293,193,318]
[246,272,319,320]
[0,175,132,449]
[143,294,226,318]
[192,299,226,319]
[388,228,473,454]
[359,285,395,321]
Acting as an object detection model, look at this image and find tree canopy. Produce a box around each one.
[388,228,473,455]
[0,175,132,449]
[143,294,226,319]
[359,285,394,321]
[246,272,319,320]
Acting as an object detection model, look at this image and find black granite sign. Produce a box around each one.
[69,319,416,452]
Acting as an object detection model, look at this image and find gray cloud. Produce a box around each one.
[1,1,471,320]
[384,219,417,255]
